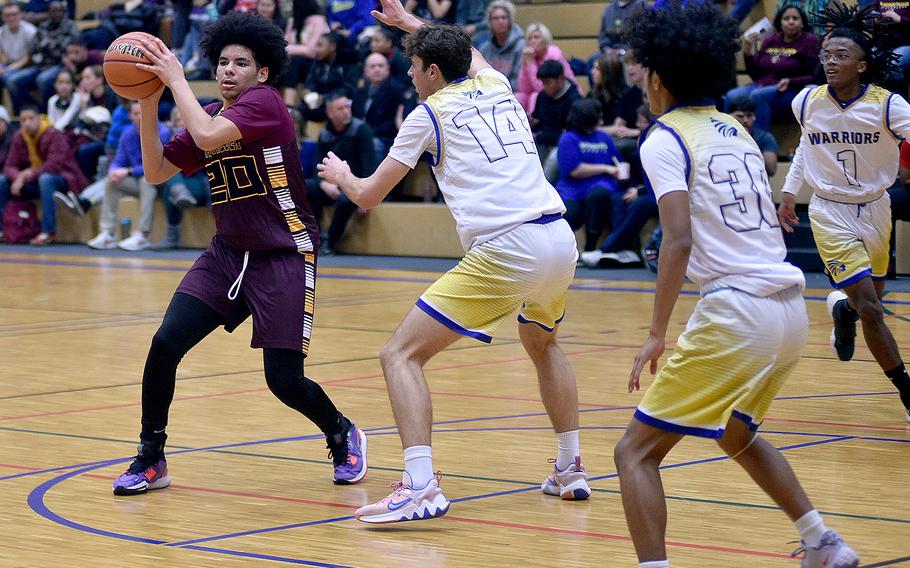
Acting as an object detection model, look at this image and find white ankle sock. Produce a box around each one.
[556,430,580,470]
[639,561,670,568]
[795,510,827,548]
[403,445,434,489]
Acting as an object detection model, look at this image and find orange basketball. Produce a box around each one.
[103,31,162,100]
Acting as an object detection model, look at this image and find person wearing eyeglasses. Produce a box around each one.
[778,2,910,424]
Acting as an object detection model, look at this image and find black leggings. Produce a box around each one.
[140,293,348,441]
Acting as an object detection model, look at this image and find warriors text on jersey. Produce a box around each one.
[782,84,910,203]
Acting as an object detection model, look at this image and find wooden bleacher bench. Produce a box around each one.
[514,3,603,38]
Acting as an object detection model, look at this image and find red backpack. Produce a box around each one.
[3,200,40,244]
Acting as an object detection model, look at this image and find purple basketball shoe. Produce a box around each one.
[328,425,368,485]
[112,447,171,496]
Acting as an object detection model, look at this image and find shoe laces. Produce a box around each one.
[788,540,805,559]
[127,445,161,474]
[326,434,349,467]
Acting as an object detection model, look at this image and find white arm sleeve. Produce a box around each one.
[781,139,805,196]
[640,127,689,201]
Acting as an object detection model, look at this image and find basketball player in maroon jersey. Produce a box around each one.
[111,12,367,496]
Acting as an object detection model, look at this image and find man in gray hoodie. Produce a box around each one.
[477,0,524,90]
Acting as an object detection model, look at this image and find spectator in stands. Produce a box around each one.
[0,105,12,167]
[517,23,575,113]
[284,0,329,105]
[218,0,257,13]
[599,0,646,54]
[47,69,79,130]
[531,60,580,166]
[154,107,211,249]
[477,0,524,90]
[6,0,79,110]
[300,32,360,122]
[61,39,104,77]
[456,0,489,36]
[97,0,162,46]
[0,104,87,245]
[353,53,406,154]
[406,0,456,24]
[0,3,37,96]
[257,0,286,30]
[326,0,375,47]
[87,101,170,251]
[589,53,643,153]
[307,93,378,255]
[179,1,218,80]
[22,0,51,24]
[370,27,412,88]
[77,64,118,111]
[53,106,112,215]
[727,96,779,176]
[554,98,622,252]
[877,0,910,81]
[725,3,819,132]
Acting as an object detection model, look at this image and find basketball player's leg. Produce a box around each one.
[113,292,224,495]
[613,419,684,562]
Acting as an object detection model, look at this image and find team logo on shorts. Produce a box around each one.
[826,259,848,275]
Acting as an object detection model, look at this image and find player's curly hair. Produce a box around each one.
[201,11,289,87]
[623,1,740,104]
[816,2,899,84]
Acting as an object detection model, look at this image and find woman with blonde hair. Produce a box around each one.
[517,22,575,112]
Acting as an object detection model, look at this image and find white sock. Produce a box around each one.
[403,445,434,489]
[639,561,670,568]
[556,430,580,470]
[795,510,827,548]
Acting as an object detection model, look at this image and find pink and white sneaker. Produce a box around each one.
[355,472,450,524]
[541,456,591,500]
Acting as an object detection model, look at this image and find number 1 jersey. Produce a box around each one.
[783,84,910,204]
[163,85,318,253]
[640,104,805,296]
[387,68,565,252]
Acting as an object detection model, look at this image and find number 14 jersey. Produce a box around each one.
[640,104,805,296]
[782,84,910,204]
[387,68,565,252]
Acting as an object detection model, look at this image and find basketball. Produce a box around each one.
[103,31,162,100]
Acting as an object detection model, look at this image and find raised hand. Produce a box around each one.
[371,0,424,34]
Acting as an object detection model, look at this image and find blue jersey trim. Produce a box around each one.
[799,90,810,127]
[827,84,868,109]
[421,103,442,167]
[731,410,761,432]
[832,268,872,289]
[516,310,565,332]
[633,409,725,439]
[653,120,692,183]
[886,93,902,141]
[416,298,493,343]
[525,213,562,225]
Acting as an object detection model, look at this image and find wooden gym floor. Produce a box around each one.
[1,248,908,567]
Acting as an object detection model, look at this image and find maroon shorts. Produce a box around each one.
[177,236,317,354]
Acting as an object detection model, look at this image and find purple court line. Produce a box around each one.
[7,255,910,305]
[25,433,861,561]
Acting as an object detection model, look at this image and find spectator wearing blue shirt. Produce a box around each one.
[326,0,375,46]
[87,101,171,251]
[556,98,624,251]
[727,96,779,177]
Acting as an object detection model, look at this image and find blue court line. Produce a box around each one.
[8,255,910,304]
[166,515,357,547]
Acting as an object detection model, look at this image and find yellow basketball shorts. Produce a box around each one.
[417,217,578,342]
[808,193,892,288]
[635,285,808,438]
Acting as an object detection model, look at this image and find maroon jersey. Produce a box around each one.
[163,85,318,252]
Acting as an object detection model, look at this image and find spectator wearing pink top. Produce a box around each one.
[517,23,575,112]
